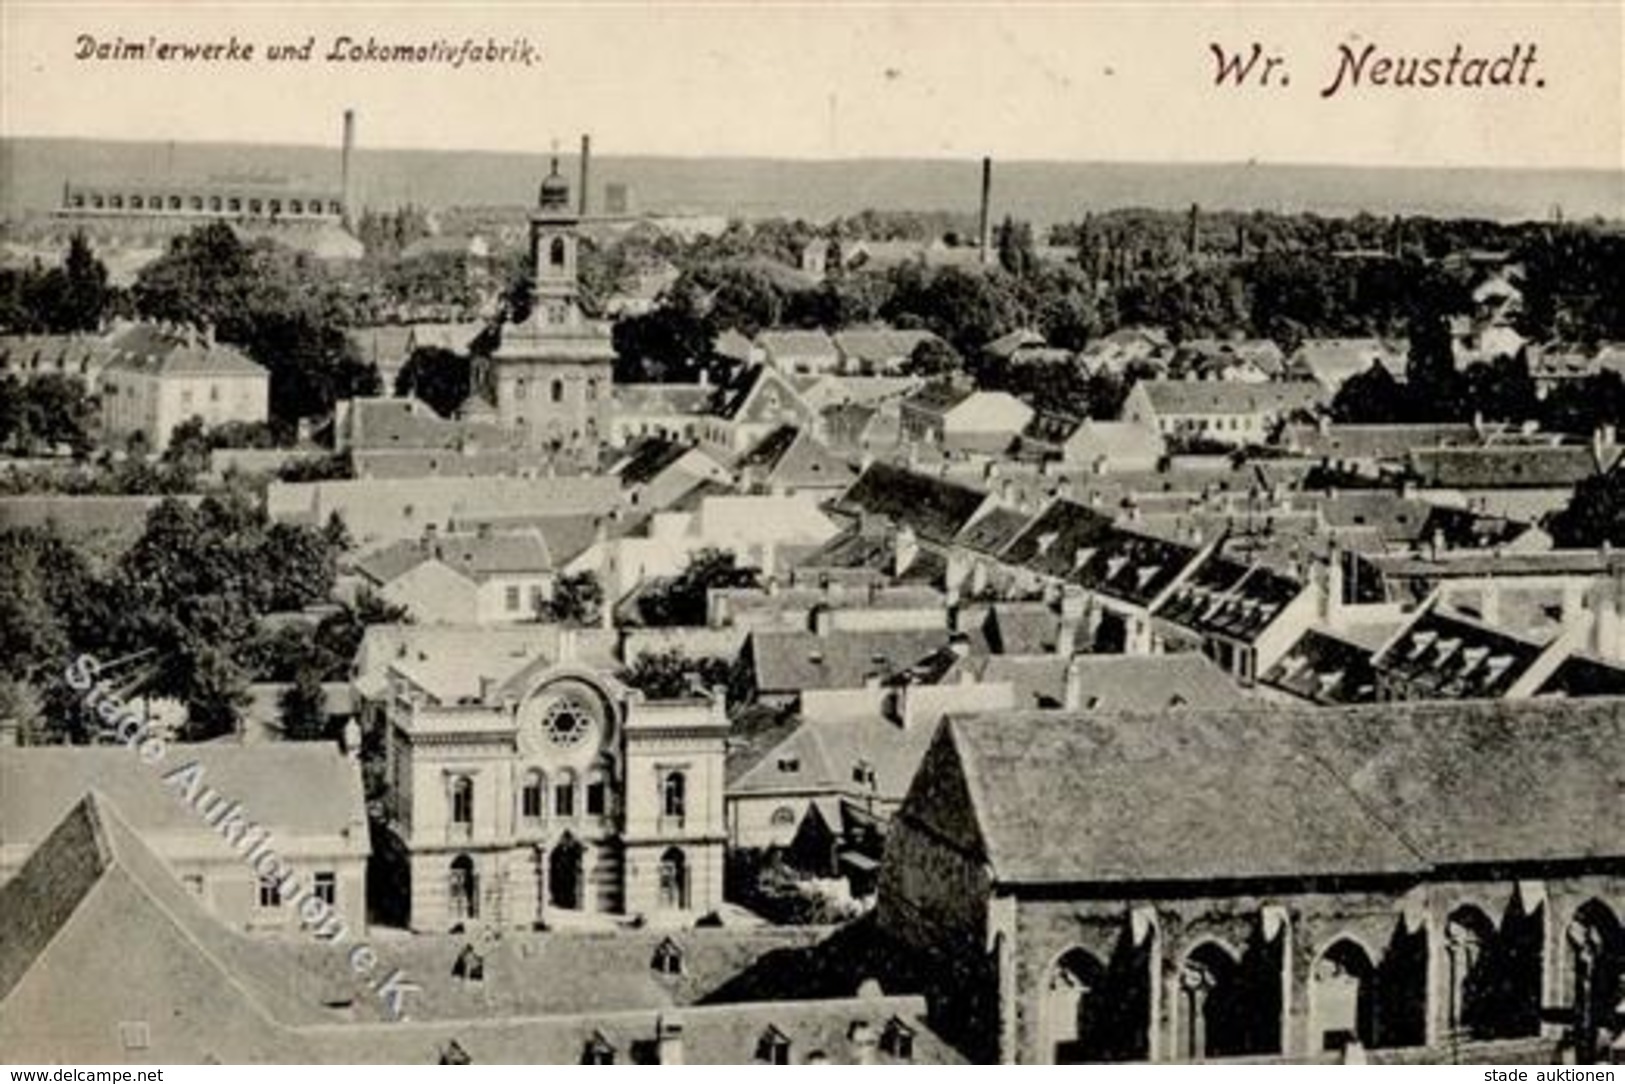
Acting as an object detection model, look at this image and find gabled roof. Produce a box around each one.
[831,328,937,366]
[1260,628,1379,704]
[354,530,552,586]
[1071,527,1202,606]
[612,437,696,486]
[0,746,369,867]
[744,628,954,695]
[915,696,1625,886]
[1290,337,1408,389]
[1372,604,1547,699]
[1408,445,1618,489]
[953,505,1036,556]
[1153,555,1308,643]
[836,463,988,546]
[101,323,265,379]
[711,365,813,423]
[998,499,1115,576]
[613,383,714,416]
[1133,379,1324,417]
[736,426,857,490]
[901,380,976,416]
[757,329,837,360]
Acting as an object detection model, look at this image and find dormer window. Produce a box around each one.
[439,1040,471,1065]
[881,1017,915,1060]
[582,1031,616,1065]
[452,944,484,983]
[757,1026,791,1065]
[651,937,685,977]
[777,756,801,773]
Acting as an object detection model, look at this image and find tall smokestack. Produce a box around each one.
[578,134,591,217]
[341,109,356,232]
[978,156,993,264]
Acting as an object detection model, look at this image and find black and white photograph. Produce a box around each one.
[0,0,1622,1069]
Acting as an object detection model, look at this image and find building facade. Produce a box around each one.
[472,159,615,455]
[380,656,728,931]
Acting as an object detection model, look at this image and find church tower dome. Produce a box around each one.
[539,156,571,211]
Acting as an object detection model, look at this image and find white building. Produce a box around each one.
[97,323,269,451]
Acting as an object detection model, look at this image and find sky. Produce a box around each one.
[3,0,1622,171]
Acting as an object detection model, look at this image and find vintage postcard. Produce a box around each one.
[0,0,1622,1069]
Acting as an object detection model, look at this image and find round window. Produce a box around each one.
[544,699,592,748]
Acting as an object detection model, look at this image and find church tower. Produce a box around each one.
[472,148,615,458]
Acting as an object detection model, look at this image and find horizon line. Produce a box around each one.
[4,131,1621,177]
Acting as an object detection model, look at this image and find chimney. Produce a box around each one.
[1057,586,1085,656]
[893,525,919,578]
[340,109,357,232]
[655,1018,685,1065]
[977,157,993,265]
[848,1022,878,1066]
[578,134,592,216]
[1063,655,1086,711]
[340,718,362,758]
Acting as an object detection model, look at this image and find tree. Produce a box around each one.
[1549,469,1625,549]
[637,548,760,626]
[622,649,732,700]
[1405,309,1464,421]
[902,337,962,378]
[1,375,99,457]
[394,346,471,418]
[279,668,329,741]
[539,570,604,626]
[1330,362,1407,424]
[58,232,111,332]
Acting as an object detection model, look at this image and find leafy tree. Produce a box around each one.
[902,337,962,377]
[1330,363,1407,424]
[58,232,111,332]
[279,668,329,741]
[1405,309,1463,421]
[539,570,604,626]
[394,346,471,418]
[1549,469,1625,549]
[996,216,1038,279]
[637,548,760,626]
[622,648,732,700]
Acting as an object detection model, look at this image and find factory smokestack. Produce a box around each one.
[341,109,356,232]
[578,134,592,216]
[977,156,993,265]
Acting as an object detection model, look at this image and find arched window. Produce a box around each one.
[1566,900,1623,1062]
[771,805,798,828]
[658,848,687,910]
[130,195,144,210]
[168,195,182,211]
[450,775,474,827]
[1178,942,1246,1060]
[189,196,203,211]
[549,237,566,268]
[585,764,609,817]
[663,771,687,820]
[290,199,303,214]
[1446,906,1496,1039]
[209,196,222,212]
[521,770,546,821]
[554,769,576,817]
[249,199,263,215]
[1045,947,1108,1064]
[1312,939,1377,1054]
[550,379,564,403]
[448,854,478,922]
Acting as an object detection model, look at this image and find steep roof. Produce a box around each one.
[1372,604,1549,699]
[1408,445,1618,489]
[919,697,1625,886]
[836,463,988,546]
[1153,556,1308,643]
[1260,628,1379,704]
[745,628,954,695]
[101,323,265,379]
[354,530,552,586]
[736,426,857,490]
[1071,527,1202,606]
[999,499,1116,577]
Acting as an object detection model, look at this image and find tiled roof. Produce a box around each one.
[613,437,695,486]
[1372,605,1547,699]
[355,530,552,586]
[757,329,837,360]
[919,696,1625,885]
[1289,337,1408,388]
[1154,556,1307,643]
[832,328,937,366]
[613,383,714,415]
[737,426,856,489]
[0,333,110,378]
[1071,527,1202,606]
[745,628,953,695]
[344,397,519,452]
[837,463,988,546]
[1285,423,1484,462]
[0,746,368,866]
[952,506,1034,556]
[999,499,1115,577]
[1261,628,1378,704]
[901,380,975,415]
[945,652,1244,711]
[1533,653,1625,698]
[1135,379,1323,417]
[101,323,265,378]
[1408,445,1617,489]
